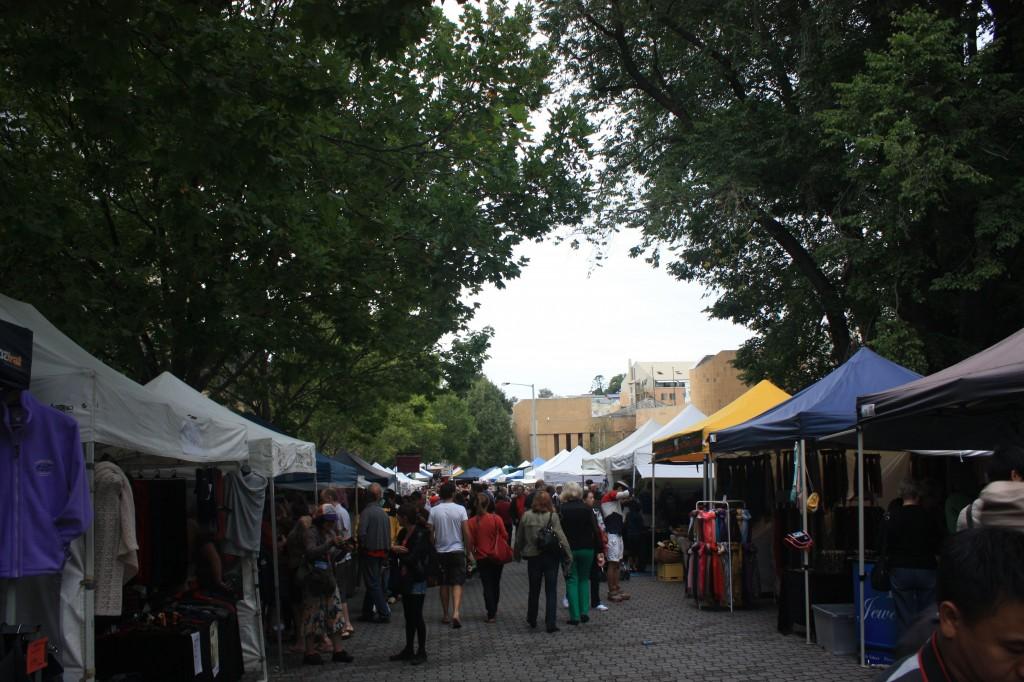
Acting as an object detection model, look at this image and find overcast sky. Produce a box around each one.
[440,0,749,401]
[472,230,751,401]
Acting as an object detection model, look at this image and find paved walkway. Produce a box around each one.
[265,561,877,681]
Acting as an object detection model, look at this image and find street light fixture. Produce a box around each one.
[502,381,537,461]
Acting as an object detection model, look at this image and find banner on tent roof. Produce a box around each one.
[653,430,706,462]
[395,453,422,474]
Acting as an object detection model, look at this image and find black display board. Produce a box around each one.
[0,318,32,391]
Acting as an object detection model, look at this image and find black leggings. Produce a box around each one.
[403,593,426,653]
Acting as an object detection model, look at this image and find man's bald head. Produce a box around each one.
[369,483,383,500]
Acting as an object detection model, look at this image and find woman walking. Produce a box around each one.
[389,503,432,665]
[514,491,572,633]
[299,506,353,666]
[468,492,511,623]
[583,489,609,611]
[559,482,604,625]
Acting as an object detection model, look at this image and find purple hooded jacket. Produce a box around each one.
[1,390,91,577]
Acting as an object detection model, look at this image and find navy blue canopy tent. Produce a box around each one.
[275,453,359,491]
[710,348,921,453]
[454,466,486,481]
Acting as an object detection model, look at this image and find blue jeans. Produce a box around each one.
[890,567,936,635]
[361,555,391,619]
[527,554,560,629]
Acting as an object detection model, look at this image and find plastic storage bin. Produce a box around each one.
[812,603,857,655]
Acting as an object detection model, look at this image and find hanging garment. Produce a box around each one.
[134,479,188,590]
[0,391,91,578]
[195,468,218,529]
[94,461,139,616]
[222,470,268,557]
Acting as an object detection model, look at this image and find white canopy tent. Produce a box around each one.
[145,371,317,675]
[543,445,594,484]
[584,419,665,474]
[479,466,504,482]
[0,294,253,682]
[516,459,532,469]
[530,449,570,479]
[146,372,315,477]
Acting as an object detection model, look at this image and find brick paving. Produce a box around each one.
[261,561,877,681]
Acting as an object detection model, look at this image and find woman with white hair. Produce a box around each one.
[558,482,604,626]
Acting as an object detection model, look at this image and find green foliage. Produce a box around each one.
[466,376,519,467]
[590,374,606,394]
[606,373,625,393]
[0,1,591,432]
[542,0,1024,392]
[339,376,516,469]
[537,388,554,398]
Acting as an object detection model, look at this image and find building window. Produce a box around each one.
[553,434,560,453]
[589,433,595,448]
[578,433,583,448]
[565,433,572,449]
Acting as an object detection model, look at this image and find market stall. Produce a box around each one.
[0,294,252,682]
[708,348,921,646]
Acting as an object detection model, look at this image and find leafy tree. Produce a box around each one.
[606,373,625,394]
[538,388,554,398]
[542,1,1024,391]
[590,374,606,394]
[0,1,591,434]
[466,377,518,467]
[429,393,478,466]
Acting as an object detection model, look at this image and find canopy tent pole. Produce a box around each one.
[801,439,811,645]
[650,457,656,573]
[269,478,285,673]
[84,440,96,681]
[857,427,866,667]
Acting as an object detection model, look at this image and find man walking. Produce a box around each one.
[358,483,392,622]
[601,481,632,602]
[428,482,474,628]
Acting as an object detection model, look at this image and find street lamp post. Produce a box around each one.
[502,381,537,460]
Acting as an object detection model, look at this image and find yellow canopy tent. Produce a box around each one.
[652,380,791,463]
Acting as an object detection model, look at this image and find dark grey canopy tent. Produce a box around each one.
[856,327,1024,450]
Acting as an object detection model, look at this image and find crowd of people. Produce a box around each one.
[879,445,1024,681]
[265,476,644,667]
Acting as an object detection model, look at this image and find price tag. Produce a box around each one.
[210,621,220,677]
[26,637,48,674]
[191,631,203,675]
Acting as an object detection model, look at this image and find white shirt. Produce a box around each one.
[333,503,351,541]
[428,501,468,553]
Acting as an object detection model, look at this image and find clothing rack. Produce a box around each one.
[1,623,48,681]
[692,499,745,613]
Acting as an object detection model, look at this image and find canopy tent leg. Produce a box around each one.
[84,440,96,680]
[269,479,285,674]
[650,459,656,573]
[800,439,811,645]
[858,428,866,667]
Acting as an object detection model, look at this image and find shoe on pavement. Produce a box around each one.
[302,654,323,666]
[410,652,428,666]
[595,603,609,611]
[332,651,354,664]
[562,597,569,608]
[389,649,414,662]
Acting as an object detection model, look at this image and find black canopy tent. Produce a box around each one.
[856,326,1024,451]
